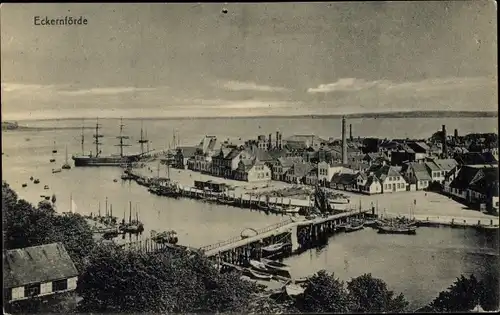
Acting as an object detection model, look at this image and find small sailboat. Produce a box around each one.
[51,194,56,203]
[63,194,77,216]
[52,140,58,154]
[33,179,40,184]
[22,183,27,188]
[49,158,56,163]
[52,168,62,173]
[345,219,364,233]
[62,145,71,169]
[44,185,49,190]
[30,176,34,181]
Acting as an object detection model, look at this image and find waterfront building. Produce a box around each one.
[368,164,408,193]
[356,173,383,194]
[173,146,197,169]
[317,161,354,186]
[270,157,303,181]
[402,162,432,190]
[330,173,358,191]
[233,159,271,182]
[424,158,458,184]
[305,167,319,186]
[3,243,78,304]
[449,164,499,212]
[211,147,234,177]
[284,162,314,184]
[188,136,219,173]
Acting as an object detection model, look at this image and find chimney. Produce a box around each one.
[454,129,458,140]
[442,125,447,157]
[342,116,347,164]
[268,133,272,151]
[349,124,353,141]
[276,131,279,149]
[278,132,283,150]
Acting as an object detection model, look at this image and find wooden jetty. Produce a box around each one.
[201,209,371,266]
[414,216,499,231]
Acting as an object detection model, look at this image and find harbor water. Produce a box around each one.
[2,116,498,310]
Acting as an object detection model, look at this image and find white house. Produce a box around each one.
[371,165,407,193]
[403,162,432,190]
[359,174,383,195]
[424,159,458,184]
[317,161,354,186]
[3,243,79,304]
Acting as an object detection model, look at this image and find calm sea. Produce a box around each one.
[2,117,498,309]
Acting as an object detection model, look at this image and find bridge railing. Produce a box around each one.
[199,218,295,253]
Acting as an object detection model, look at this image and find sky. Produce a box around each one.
[1,2,497,120]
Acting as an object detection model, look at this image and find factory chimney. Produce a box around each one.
[454,129,458,140]
[442,125,447,158]
[275,131,280,150]
[279,132,283,150]
[268,133,272,151]
[342,117,348,164]
[349,124,353,141]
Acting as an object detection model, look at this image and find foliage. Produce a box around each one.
[7,292,78,314]
[295,270,351,313]
[2,181,95,270]
[479,271,499,311]
[76,244,262,313]
[429,274,480,312]
[347,273,409,313]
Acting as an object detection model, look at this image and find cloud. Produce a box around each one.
[217,80,291,92]
[307,76,496,94]
[58,86,159,96]
[307,78,385,93]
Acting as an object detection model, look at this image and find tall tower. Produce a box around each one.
[268,133,272,151]
[342,117,347,164]
[275,131,280,149]
[349,124,353,141]
[442,125,447,158]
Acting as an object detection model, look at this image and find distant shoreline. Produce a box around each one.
[2,126,94,132]
[3,110,498,123]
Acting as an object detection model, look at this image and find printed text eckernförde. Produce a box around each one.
[34,16,88,26]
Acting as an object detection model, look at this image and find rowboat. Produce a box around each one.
[248,260,272,273]
[249,259,291,278]
[345,219,364,233]
[284,284,305,297]
[363,219,377,227]
[261,258,291,273]
[244,268,273,281]
[262,242,289,254]
[378,224,417,235]
[294,277,308,284]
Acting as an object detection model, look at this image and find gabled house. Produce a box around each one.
[174,146,198,169]
[3,243,79,304]
[317,161,354,186]
[407,141,430,161]
[424,159,458,183]
[188,136,219,173]
[233,159,271,182]
[330,173,358,191]
[357,174,382,195]
[284,162,314,184]
[305,167,319,186]
[449,165,499,211]
[402,162,432,190]
[272,157,303,181]
[369,165,407,193]
[363,152,389,166]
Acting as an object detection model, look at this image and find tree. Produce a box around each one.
[347,273,409,313]
[295,270,351,313]
[479,271,499,311]
[77,244,263,313]
[2,181,95,270]
[429,274,480,312]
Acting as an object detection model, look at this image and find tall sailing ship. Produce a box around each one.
[72,118,148,167]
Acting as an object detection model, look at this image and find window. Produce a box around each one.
[4,288,12,302]
[25,283,41,297]
[52,279,68,292]
[266,172,269,177]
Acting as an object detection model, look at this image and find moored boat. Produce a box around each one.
[377,224,417,235]
[52,168,62,173]
[244,268,273,281]
[151,230,179,245]
[262,242,289,254]
[261,258,291,273]
[33,179,40,184]
[49,158,56,163]
[345,219,364,233]
[62,145,72,169]
[22,183,27,188]
[44,185,49,190]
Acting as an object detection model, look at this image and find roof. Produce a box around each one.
[246,146,273,162]
[238,159,257,172]
[372,165,402,181]
[289,162,314,177]
[278,157,303,168]
[468,167,499,196]
[285,135,326,143]
[3,243,79,288]
[424,161,441,172]
[434,159,458,171]
[224,148,244,160]
[409,162,432,181]
[365,174,380,186]
[267,149,290,159]
[407,142,430,153]
[331,173,357,185]
[450,166,483,190]
[454,152,498,165]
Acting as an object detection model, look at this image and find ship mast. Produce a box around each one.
[138,120,149,155]
[93,118,103,157]
[115,118,131,157]
[81,119,85,155]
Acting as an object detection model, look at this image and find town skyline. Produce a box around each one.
[1,2,497,120]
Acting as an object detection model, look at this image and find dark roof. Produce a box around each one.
[248,146,273,162]
[449,166,483,190]
[238,159,256,172]
[224,148,243,160]
[331,173,357,185]
[434,159,458,171]
[268,149,290,159]
[424,161,441,172]
[3,243,78,288]
[373,165,402,181]
[468,167,499,196]
[454,152,498,165]
[278,157,303,168]
[407,142,430,153]
[285,135,326,143]
[365,174,381,186]
[289,162,314,177]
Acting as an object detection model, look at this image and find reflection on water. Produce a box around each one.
[2,117,498,310]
